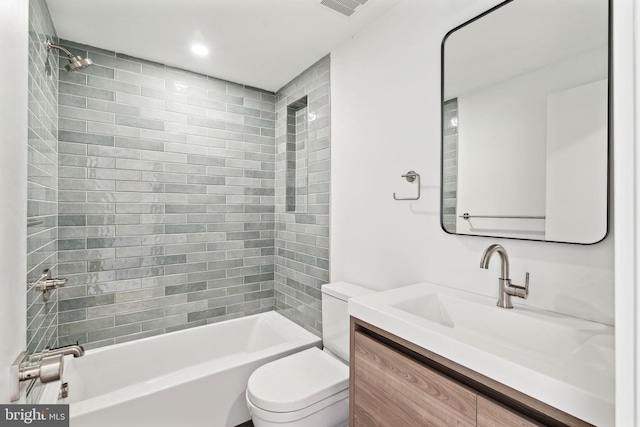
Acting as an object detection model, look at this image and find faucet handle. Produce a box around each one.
[509,272,530,299]
[10,352,64,401]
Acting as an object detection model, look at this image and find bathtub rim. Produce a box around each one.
[39,311,322,414]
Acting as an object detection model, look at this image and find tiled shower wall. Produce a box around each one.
[26,0,59,354]
[274,56,331,335]
[56,41,277,348]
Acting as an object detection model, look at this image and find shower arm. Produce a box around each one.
[45,39,77,59]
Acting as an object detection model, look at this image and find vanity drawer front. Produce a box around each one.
[353,331,476,426]
[478,395,544,427]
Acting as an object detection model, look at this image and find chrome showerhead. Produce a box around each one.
[65,56,93,72]
[45,39,94,72]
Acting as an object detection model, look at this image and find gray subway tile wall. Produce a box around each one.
[274,56,331,335]
[56,40,280,348]
[26,0,59,404]
[27,0,59,355]
[23,14,331,351]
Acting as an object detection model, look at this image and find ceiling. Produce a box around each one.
[45,0,402,92]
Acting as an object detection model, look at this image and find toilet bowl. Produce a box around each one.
[246,347,349,427]
[245,282,373,427]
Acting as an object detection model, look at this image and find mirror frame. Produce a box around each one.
[439,0,612,245]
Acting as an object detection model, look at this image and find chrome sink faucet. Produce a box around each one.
[480,244,529,308]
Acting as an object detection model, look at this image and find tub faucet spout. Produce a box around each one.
[33,341,85,359]
[480,244,530,308]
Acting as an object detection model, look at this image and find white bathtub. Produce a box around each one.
[46,311,321,427]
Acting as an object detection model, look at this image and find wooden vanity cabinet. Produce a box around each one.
[350,318,592,427]
[353,329,476,426]
[477,395,542,427]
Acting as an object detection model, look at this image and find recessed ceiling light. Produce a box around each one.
[191,44,209,56]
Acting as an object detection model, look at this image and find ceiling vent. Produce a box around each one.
[319,0,369,17]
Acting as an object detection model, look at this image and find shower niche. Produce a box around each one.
[286,96,309,213]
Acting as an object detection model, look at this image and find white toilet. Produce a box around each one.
[246,282,373,427]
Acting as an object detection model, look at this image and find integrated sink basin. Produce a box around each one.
[391,291,597,361]
[349,282,615,427]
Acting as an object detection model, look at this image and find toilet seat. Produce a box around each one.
[246,347,349,417]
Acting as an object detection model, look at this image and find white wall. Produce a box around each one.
[0,0,28,403]
[330,0,614,327]
[613,0,639,424]
[332,0,640,423]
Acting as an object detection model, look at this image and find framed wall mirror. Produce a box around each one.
[441,0,610,244]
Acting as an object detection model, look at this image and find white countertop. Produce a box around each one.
[349,282,615,427]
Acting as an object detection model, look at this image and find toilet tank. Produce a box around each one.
[321,282,374,363]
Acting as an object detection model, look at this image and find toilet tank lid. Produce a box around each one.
[246,347,348,413]
[321,282,373,301]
